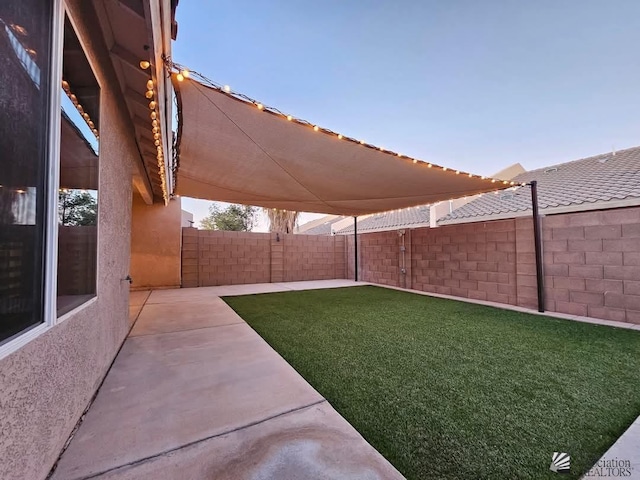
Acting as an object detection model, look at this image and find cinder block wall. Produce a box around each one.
[181,230,347,287]
[539,207,640,322]
[350,206,640,324]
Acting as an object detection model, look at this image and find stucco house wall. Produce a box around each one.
[0,2,138,478]
[130,193,182,290]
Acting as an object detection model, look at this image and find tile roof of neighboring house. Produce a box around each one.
[440,146,640,223]
[337,206,430,234]
[298,216,348,235]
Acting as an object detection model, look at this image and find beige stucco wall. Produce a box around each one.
[130,194,182,289]
[0,2,140,479]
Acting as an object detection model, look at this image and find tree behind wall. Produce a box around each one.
[200,204,256,231]
[265,209,299,233]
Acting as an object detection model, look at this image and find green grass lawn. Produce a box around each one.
[223,286,640,480]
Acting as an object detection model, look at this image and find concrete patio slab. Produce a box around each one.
[145,280,364,304]
[51,323,324,480]
[50,280,404,480]
[129,299,244,337]
[128,291,150,325]
[144,283,288,304]
[129,290,151,307]
[272,280,365,292]
[91,402,403,480]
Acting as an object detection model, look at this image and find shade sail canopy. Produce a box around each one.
[174,76,512,216]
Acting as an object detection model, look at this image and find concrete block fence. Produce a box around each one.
[181,205,640,324]
[181,229,347,287]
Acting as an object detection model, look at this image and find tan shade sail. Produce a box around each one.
[174,76,511,216]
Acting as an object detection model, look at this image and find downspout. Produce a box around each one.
[399,229,406,288]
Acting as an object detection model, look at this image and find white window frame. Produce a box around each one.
[0,0,100,359]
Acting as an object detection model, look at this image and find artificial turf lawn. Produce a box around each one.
[223,286,640,480]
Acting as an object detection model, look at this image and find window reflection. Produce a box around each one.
[56,17,99,317]
[0,0,52,343]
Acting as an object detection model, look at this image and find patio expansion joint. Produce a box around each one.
[68,398,328,480]
[128,320,245,338]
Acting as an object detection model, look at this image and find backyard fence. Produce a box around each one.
[180,205,640,324]
[181,229,346,287]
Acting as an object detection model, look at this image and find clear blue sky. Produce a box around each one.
[174,0,640,228]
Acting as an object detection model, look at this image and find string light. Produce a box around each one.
[337,134,343,139]
[427,163,432,168]
[257,103,264,110]
[176,73,184,82]
[442,167,448,171]
[412,159,418,164]
[139,60,150,70]
[313,125,319,131]
[455,170,460,174]
[143,77,168,204]
[181,69,190,78]
[286,115,293,121]
[62,79,99,140]
[223,85,231,92]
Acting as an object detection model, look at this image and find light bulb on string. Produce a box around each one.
[286,115,292,121]
[176,73,184,82]
[145,90,154,99]
[223,85,231,92]
[313,125,319,131]
[181,69,190,78]
[146,80,153,90]
[149,101,157,110]
[257,103,264,110]
[139,60,150,70]
[150,111,157,120]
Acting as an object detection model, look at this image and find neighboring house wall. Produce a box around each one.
[130,194,182,289]
[181,209,194,228]
[181,230,347,287]
[0,2,136,478]
[350,206,640,324]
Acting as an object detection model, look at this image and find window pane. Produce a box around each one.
[0,0,53,343]
[57,17,99,317]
